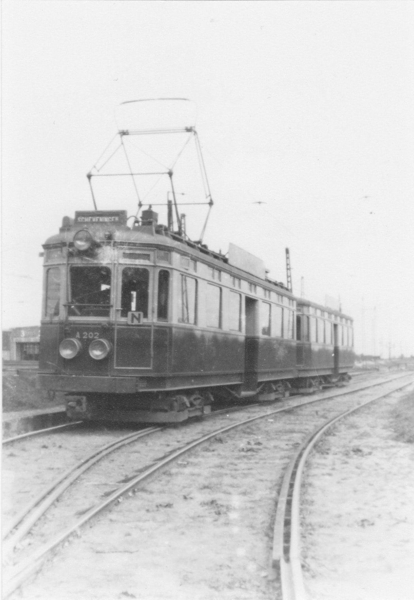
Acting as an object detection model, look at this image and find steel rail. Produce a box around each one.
[0,371,399,447]
[3,373,409,598]
[3,404,252,551]
[272,376,414,600]
[3,397,328,598]
[2,421,83,446]
[2,426,160,548]
[3,404,256,546]
[2,405,254,552]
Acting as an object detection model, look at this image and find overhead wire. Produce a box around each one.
[86,103,213,238]
[134,132,194,206]
[92,139,123,173]
[88,133,119,173]
[124,136,170,170]
[140,173,169,204]
[120,135,142,206]
[194,131,213,204]
[169,132,194,170]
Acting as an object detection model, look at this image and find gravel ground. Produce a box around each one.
[2,426,141,524]
[13,418,289,600]
[6,377,413,600]
[301,386,414,600]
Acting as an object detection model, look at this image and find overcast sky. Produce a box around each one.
[2,1,414,356]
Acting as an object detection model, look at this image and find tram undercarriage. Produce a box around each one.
[65,390,213,423]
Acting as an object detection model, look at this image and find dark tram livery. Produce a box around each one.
[38,207,354,423]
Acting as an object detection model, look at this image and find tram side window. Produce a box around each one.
[157,270,170,321]
[69,266,111,317]
[45,267,61,318]
[206,284,222,328]
[310,317,317,342]
[283,309,294,339]
[303,316,310,341]
[121,267,149,318]
[229,291,242,331]
[178,275,197,324]
[274,305,283,337]
[317,319,325,344]
[261,302,271,336]
[325,321,332,345]
[296,315,302,341]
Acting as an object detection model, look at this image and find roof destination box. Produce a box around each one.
[74,211,128,226]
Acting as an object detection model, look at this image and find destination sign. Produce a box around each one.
[74,210,127,225]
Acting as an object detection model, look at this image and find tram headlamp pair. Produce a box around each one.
[59,338,112,360]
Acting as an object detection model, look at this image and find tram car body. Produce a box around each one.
[295,299,354,390]
[38,208,354,423]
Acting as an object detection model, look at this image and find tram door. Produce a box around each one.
[114,266,153,369]
[244,297,259,391]
[333,323,339,374]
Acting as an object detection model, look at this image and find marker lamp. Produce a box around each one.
[89,338,112,360]
[73,230,94,252]
[59,338,82,360]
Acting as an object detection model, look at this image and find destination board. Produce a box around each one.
[74,210,128,225]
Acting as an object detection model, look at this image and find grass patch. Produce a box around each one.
[391,392,414,444]
[2,370,64,412]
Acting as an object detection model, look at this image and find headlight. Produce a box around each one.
[89,338,112,360]
[59,338,82,359]
[73,229,94,251]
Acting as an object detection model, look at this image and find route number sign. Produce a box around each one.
[127,311,144,325]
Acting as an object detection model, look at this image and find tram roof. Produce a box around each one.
[43,213,293,296]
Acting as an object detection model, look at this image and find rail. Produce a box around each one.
[2,421,82,445]
[3,373,410,598]
[3,426,160,548]
[272,375,414,600]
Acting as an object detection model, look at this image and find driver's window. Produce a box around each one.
[121,267,149,318]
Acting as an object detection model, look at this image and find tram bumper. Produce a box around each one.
[37,374,136,394]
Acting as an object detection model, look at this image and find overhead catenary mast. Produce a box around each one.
[285,248,292,293]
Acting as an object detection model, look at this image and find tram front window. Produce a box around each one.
[68,266,111,317]
[121,267,149,318]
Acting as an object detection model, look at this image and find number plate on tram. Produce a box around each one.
[74,330,101,340]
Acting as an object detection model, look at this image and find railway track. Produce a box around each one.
[272,374,414,600]
[2,426,160,549]
[2,421,83,446]
[3,372,412,599]
[0,369,395,446]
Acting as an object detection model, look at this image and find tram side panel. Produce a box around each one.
[170,327,244,388]
[297,342,334,375]
[39,323,61,373]
[257,337,297,381]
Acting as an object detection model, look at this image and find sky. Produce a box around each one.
[2,1,414,357]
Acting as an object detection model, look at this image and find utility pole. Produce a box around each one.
[372,306,377,356]
[361,298,365,356]
[181,214,187,237]
[285,248,292,293]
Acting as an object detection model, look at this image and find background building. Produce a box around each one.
[2,327,40,361]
